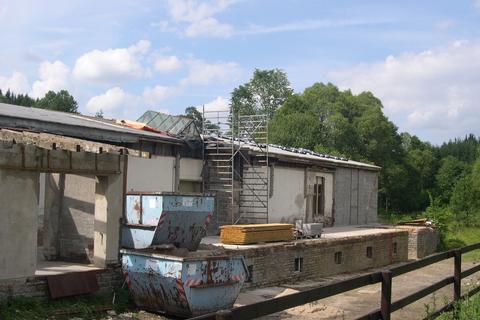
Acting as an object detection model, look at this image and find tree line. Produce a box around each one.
[224,69,480,225]
[0,89,78,113]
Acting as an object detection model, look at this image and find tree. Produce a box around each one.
[231,69,293,119]
[0,89,36,107]
[35,90,78,113]
[435,156,468,205]
[95,110,104,118]
[184,106,219,131]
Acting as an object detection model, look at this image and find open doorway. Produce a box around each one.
[36,173,99,275]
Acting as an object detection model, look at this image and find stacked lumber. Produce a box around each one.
[220,224,294,245]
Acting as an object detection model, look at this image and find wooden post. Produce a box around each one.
[454,249,462,301]
[216,309,233,320]
[381,270,392,320]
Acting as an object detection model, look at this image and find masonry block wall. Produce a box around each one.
[0,268,123,301]
[398,226,439,259]
[230,230,409,289]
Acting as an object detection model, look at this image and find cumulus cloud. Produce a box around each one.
[73,40,150,82]
[329,40,480,142]
[143,85,178,106]
[31,60,70,98]
[165,0,233,37]
[181,59,241,86]
[154,55,182,73]
[199,96,230,112]
[0,71,30,94]
[86,84,176,117]
[86,87,140,114]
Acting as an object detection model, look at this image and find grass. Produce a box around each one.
[0,288,136,320]
[437,291,480,319]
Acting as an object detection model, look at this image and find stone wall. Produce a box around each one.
[398,226,440,259]
[227,230,409,288]
[0,268,123,302]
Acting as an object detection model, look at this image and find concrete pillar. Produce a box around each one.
[94,170,124,267]
[42,173,65,260]
[0,169,39,280]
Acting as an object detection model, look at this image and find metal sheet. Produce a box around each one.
[47,270,99,299]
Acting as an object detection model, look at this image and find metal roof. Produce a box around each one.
[206,136,381,171]
[138,110,200,137]
[0,103,181,144]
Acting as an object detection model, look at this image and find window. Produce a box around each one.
[246,265,253,282]
[393,242,398,254]
[334,251,343,265]
[312,176,325,216]
[294,257,304,272]
[366,246,373,259]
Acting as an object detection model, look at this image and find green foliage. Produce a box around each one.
[184,106,219,130]
[231,68,293,119]
[0,288,134,320]
[35,90,78,113]
[0,89,36,107]
[438,288,480,319]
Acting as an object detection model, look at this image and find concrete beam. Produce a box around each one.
[0,142,122,175]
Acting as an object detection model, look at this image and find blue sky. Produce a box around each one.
[1,0,480,144]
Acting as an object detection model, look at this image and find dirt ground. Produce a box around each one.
[105,259,480,320]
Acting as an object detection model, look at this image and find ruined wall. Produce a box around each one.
[0,169,39,280]
[333,167,378,226]
[268,166,305,223]
[236,230,408,288]
[397,226,440,259]
[0,268,123,301]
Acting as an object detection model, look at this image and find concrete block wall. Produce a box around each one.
[398,226,440,259]
[333,167,378,226]
[58,174,96,263]
[231,230,409,288]
[0,268,123,302]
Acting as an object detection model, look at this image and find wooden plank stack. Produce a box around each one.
[220,224,294,245]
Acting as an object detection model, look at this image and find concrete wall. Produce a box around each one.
[269,166,306,223]
[333,167,378,226]
[179,158,203,182]
[398,226,440,259]
[58,174,95,263]
[0,169,39,280]
[126,155,175,192]
[234,230,408,289]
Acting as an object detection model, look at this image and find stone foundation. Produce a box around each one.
[0,267,123,302]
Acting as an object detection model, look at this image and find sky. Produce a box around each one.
[1,0,480,144]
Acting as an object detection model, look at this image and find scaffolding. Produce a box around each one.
[202,109,269,226]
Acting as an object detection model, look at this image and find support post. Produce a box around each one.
[454,249,462,301]
[381,270,392,320]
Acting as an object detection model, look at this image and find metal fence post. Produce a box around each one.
[381,270,392,320]
[454,249,462,301]
[216,310,233,320]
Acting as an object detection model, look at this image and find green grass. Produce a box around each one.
[437,291,480,320]
[0,288,135,320]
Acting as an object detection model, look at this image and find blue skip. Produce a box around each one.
[121,193,215,251]
[121,249,249,317]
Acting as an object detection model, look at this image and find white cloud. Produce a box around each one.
[242,19,390,35]
[181,59,241,86]
[154,55,182,73]
[329,40,480,142]
[165,0,233,37]
[31,60,70,98]
[86,84,176,117]
[86,87,140,114]
[0,71,30,94]
[142,85,178,106]
[73,40,150,82]
[199,96,230,112]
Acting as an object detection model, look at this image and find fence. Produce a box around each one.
[190,243,480,320]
